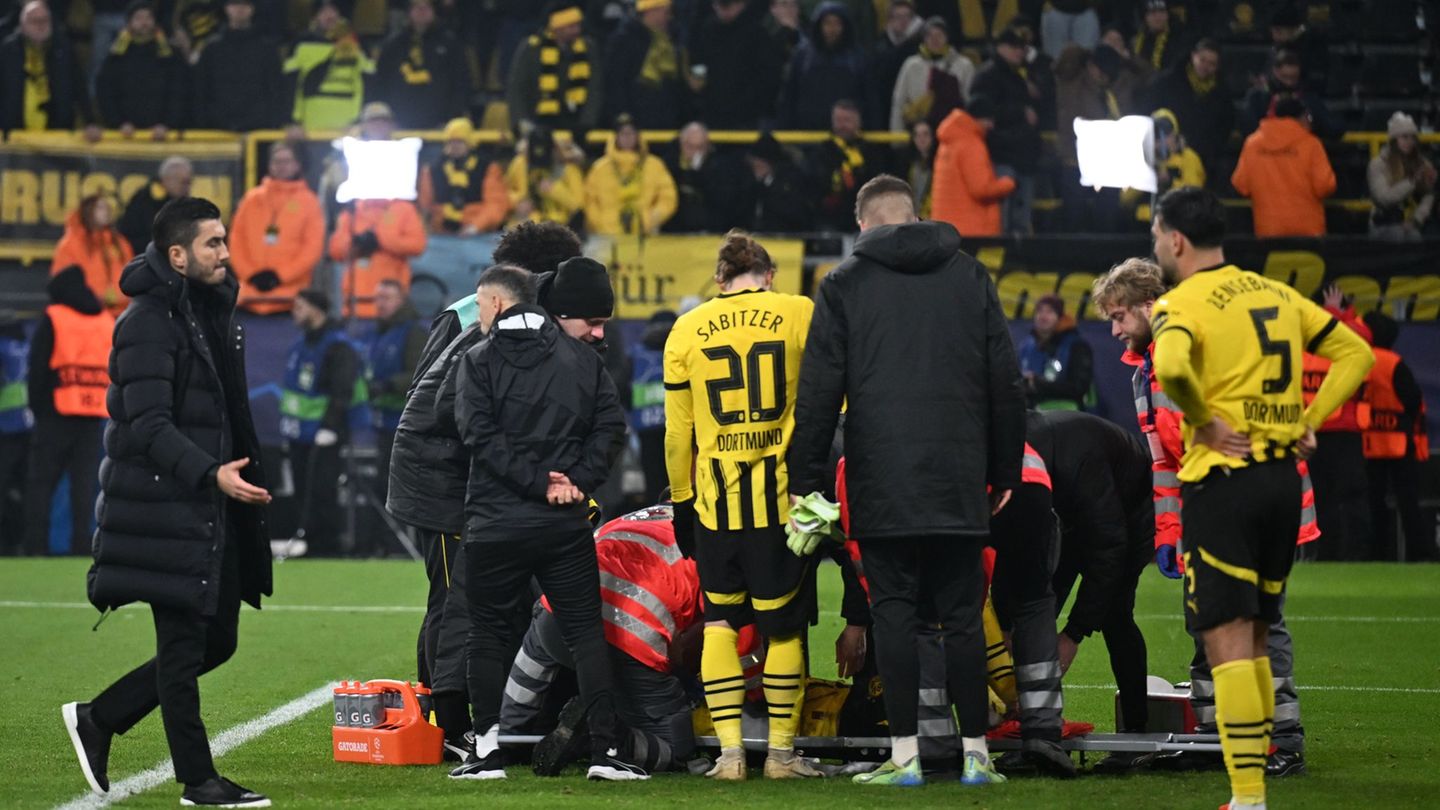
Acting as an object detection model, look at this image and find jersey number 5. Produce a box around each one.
[701,341,787,425]
[1248,307,1293,394]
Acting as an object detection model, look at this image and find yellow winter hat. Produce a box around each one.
[636,0,672,11]
[442,117,475,143]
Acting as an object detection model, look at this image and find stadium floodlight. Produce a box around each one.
[1074,116,1157,193]
[334,136,422,203]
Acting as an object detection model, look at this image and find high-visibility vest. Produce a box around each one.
[46,304,113,418]
[1363,348,1429,461]
[366,318,419,432]
[279,327,369,443]
[591,508,701,673]
[539,504,764,682]
[1124,344,1319,555]
[1303,352,1371,433]
[0,333,33,433]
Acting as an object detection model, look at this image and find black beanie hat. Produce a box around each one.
[296,288,331,314]
[543,257,614,319]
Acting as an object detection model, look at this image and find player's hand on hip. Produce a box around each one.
[217,458,272,505]
[1297,427,1318,459]
[1193,417,1250,458]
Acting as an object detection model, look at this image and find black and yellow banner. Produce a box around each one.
[596,235,806,320]
[0,138,241,258]
[964,236,1440,323]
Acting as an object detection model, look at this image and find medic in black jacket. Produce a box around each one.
[1024,410,1154,747]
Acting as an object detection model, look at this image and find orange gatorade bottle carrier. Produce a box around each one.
[331,680,443,765]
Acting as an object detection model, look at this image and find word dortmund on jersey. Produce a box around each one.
[1151,264,1369,482]
[663,288,814,530]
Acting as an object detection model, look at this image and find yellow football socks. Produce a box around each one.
[701,625,746,750]
[764,633,806,751]
[1254,655,1276,734]
[983,597,1018,708]
[1213,658,1269,805]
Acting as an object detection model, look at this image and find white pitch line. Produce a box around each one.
[54,682,335,810]
[1066,684,1440,695]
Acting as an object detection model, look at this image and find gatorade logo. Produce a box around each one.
[337,741,369,753]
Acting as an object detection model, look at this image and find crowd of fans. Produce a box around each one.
[0,0,1435,240]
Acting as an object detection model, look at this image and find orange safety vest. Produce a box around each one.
[1302,352,1371,433]
[47,304,113,418]
[1363,348,1429,461]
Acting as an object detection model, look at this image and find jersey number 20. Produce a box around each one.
[702,341,787,425]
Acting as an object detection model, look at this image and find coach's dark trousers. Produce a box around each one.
[466,528,619,752]
[858,535,989,740]
[88,539,240,785]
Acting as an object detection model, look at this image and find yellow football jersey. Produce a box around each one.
[1151,264,1349,482]
[663,288,814,530]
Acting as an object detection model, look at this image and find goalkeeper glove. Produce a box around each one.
[785,492,841,557]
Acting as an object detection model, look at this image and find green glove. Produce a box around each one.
[785,523,824,556]
[785,492,842,557]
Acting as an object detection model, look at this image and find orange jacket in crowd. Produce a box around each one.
[1231,116,1337,237]
[51,208,133,316]
[327,199,427,318]
[417,160,510,234]
[931,108,1015,238]
[229,177,327,315]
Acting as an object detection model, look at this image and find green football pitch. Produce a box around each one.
[5,558,1436,809]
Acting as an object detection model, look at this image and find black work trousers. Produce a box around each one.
[857,535,988,739]
[289,441,342,554]
[23,415,101,555]
[987,483,1065,740]
[1052,516,1152,733]
[89,539,241,786]
[0,431,28,554]
[465,527,618,753]
[1308,431,1373,561]
[1366,457,1427,561]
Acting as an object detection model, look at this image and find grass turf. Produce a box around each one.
[5,558,1437,808]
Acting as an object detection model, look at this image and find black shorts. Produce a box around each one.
[1181,461,1301,633]
[696,523,809,636]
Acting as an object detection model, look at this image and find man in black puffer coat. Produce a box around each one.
[62,198,274,809]
[788,174,1025,780]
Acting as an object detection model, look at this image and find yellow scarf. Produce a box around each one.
[401,32,433,85]
[23,42,49,131]
[534,34,590,119]
[1186,63,1216,96]
[638,28,677,86]
[611,150,644,234]
[829,135,865,193]
[1132,30,1168,71]
[1104,90,1120,119]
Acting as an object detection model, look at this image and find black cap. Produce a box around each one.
[747,132,787,165]
[125,0,155,19]
[543,257,614,319]
[296,288,331,313]
[995,27,1025,48]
